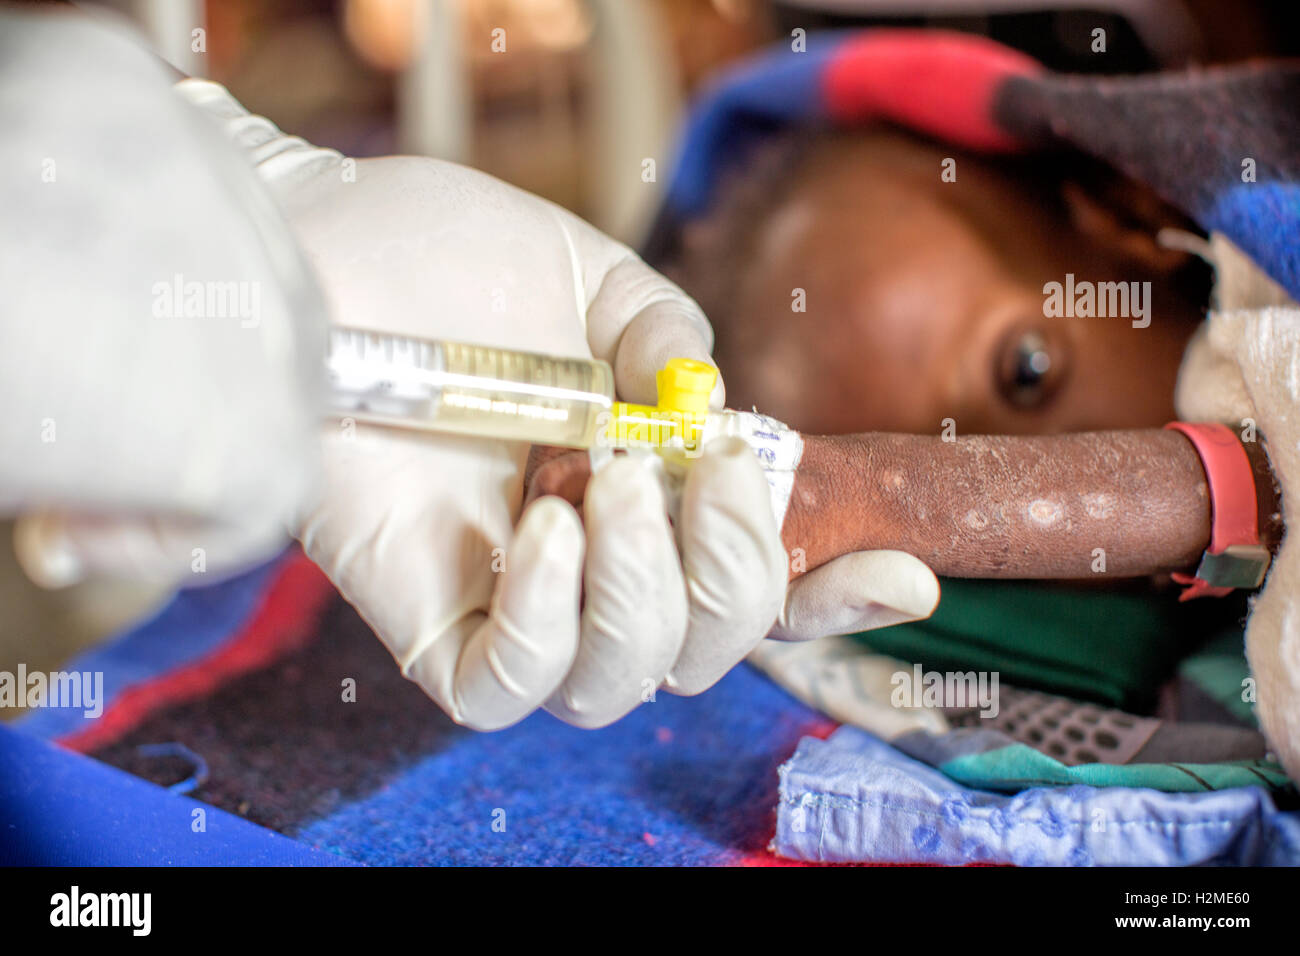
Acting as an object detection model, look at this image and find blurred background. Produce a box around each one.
[24,0,1300,248]
[4,0,1299,688]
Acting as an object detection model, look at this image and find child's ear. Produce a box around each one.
[1060,178,1198,274]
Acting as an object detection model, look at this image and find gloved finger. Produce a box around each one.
[544,455,688,728]
[769,550,940,642]
[13,510,289,589]
[665,436,788,696]
[569,239,724,408]
[403,495,584,731]
[609,305,726,409]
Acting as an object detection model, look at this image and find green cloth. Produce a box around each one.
[939,744,1291,795]
[855,578,1249,713]
[1178,629,1258,724]
[853,579,1291,795]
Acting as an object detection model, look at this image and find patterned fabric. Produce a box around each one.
[775,726,1300,866]
[753,625,1291,797]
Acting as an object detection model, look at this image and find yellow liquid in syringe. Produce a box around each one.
[327,329,615,448]
[326,328,715,451]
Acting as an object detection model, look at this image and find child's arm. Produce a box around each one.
[529,428,1280,581]
[791,430,1246,578]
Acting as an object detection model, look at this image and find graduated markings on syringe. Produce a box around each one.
[326,328,712,450]
[328,329,613,418]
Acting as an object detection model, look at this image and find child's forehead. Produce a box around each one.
[751,139,1072,288]
[783,130,1063,226]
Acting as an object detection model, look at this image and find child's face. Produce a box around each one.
[705,131,1202,437]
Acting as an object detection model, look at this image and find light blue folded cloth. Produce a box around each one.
[774,726,1300,866]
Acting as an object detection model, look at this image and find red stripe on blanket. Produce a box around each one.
[57,552,336,754]
[823,30,1040,152]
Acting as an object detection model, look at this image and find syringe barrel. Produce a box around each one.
[326,328,616,448]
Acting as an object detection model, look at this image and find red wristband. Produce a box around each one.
[1164,422,1269,601]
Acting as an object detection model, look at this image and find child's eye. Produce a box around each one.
[995,327,1065,409]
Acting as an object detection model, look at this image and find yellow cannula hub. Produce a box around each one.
[604,357,717,452]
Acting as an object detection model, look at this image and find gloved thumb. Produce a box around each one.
[769,549,940,641]
[609,305,726,410]
[581,253,725,409]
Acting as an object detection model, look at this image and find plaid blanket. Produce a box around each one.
[11,550,843,865]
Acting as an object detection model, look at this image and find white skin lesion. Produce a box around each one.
[1027,498,1065,528]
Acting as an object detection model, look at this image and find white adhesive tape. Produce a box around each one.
[701,409,803,529]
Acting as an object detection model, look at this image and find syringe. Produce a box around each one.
[325,327,717,453]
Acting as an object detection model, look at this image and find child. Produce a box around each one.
[532,31,1300,782]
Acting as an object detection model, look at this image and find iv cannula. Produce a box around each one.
[324,327,717,451]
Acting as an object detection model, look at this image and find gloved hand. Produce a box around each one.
[2,11,325,587]
[172,79,940,730]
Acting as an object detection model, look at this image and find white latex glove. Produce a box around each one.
[174,79,939,730]
[2,11,325,587]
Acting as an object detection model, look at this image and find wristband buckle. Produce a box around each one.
[1195,543,1272,589]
